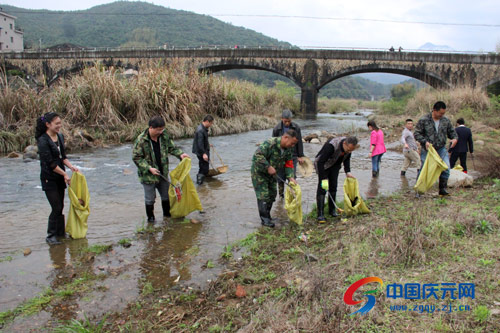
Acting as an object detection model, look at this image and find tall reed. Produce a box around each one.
[0,63,297,153]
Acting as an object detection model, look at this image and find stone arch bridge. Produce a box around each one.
[2,48,500,115]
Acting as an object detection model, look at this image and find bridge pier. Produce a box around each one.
[299,59,319,118]
[300,86,318,119]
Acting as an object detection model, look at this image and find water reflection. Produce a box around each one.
[48,239,89,322]
[140,221,202,290]
[365,177,379,199]
[400,175,410,191]
[0,112,412,316]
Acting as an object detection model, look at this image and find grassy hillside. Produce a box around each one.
[320,75,390,100]
[1,2,291,49]
[219,70,392,100]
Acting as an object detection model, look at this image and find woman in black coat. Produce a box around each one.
[35,112,79,245]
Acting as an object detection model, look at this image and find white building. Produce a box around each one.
[0,10,24,52]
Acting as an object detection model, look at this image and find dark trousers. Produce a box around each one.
[197,154,210,176]
[316,164,342,204]
[45,186,65,237]
[450,152,468,172]
[277,157,298,196]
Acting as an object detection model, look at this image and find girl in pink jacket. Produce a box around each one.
[368,120,386,177]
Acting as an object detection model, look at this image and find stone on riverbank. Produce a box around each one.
[23,145,38,160]
[7,152,21,158]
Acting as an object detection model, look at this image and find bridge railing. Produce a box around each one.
[3,45,496,55]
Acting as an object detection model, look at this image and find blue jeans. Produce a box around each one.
[371,153,383,172]
[420,146,450,180]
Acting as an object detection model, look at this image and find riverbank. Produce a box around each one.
[0,64,297,154]
[0,111,498,331]
[367,87,500,177]
[12,178,495,332]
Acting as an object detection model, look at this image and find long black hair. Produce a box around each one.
[35,112,60,140]
[367,120,379,131]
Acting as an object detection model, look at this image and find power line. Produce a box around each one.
[211,14,500,28]
[5,10,500,28]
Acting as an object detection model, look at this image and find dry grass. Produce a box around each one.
[405,87,491,121]
[0,63,296,153]
[475,147,500,178]
[96,179,500,332]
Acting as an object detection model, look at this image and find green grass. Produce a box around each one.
[221,245,233,259]
[141,282,154,296]
[0,255,13,263]
[473,305,490,323]
[475,219,493,234]
[0,271,103,326]
[0,289,53,325]
[54,314,109,333]
[118,238,132,246]
[81,244,112,255]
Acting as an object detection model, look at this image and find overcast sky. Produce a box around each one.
[3,0,500,52]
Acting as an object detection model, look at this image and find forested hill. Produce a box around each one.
[1,2,291,49]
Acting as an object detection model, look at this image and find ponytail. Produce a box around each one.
[35,112,60,140]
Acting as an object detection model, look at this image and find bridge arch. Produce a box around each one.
[198,63,302,88]
[482,77,500,91]
[318,64,450,91]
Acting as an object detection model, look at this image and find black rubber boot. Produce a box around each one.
[400,171,406,176]
[438,177,449,196]
[278,182,284,199]
[327,192,339,217]
[258,200,274,228]
[316,195,326,223]
[266,201,277,222]
[372,171,378,177]
[56,214,66,237]
[146,204,155,223]
[46,235,61,245]
[46,218,61,245]
[196,174,205,185]
[46,217,61,245]
[161,200,171,218]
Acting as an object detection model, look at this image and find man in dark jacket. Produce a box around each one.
[192,115,214,185]
[132,116,189,223]
[315,136,358,223]
[449,118,473,173]
[272,109,304,198]
[414,101,458,196]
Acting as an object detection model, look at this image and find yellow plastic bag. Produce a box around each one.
[66,172,90,239]
[168,158,203,218]
[414,145,448,194]
[343,178,370,216]
[284,182,302,225]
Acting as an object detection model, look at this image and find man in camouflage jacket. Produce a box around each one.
[133,116,189,222]
[251,130,298,227]
[414,101,457,196]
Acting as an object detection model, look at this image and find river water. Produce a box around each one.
[0,112,416,326]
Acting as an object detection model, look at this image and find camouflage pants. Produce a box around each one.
[251,172,277,202]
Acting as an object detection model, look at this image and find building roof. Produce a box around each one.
[0,10,17,20]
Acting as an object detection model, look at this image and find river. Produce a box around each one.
[0,112,416,328]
